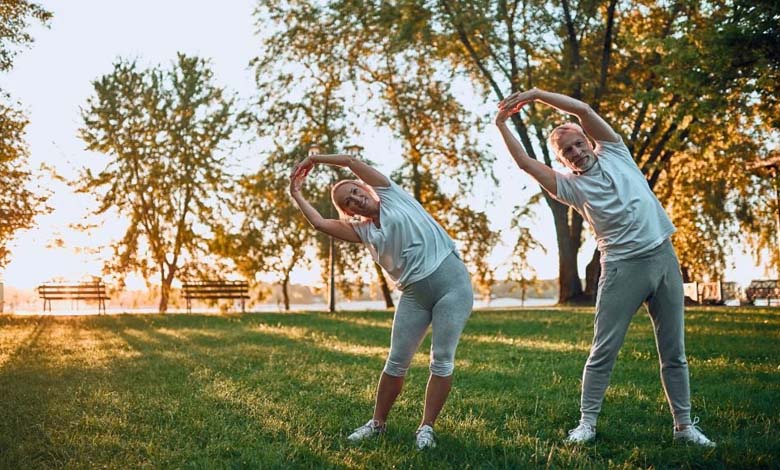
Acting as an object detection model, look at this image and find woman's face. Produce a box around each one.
[334,182,379,218]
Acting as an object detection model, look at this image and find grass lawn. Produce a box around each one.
[0,306,778,469]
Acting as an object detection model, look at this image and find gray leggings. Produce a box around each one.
[383,252,473,377]
[580,239,691,428]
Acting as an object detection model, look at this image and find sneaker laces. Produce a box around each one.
[416,424,436,449]
[568,422,594,437]
[690,416,703,431]
[348,419,385,440]
[676,417,715,446]
[677,417,705,435]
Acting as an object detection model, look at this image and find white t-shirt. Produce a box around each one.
[351,181,455,289]
[554,138,675,261]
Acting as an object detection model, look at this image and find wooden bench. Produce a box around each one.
[683,281,740,305]
[182,280,249,313]
[37,280,109,314]
[745,279,780,306]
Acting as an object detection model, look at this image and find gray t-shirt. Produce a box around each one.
[351,181,455,289]
[554,138,675,261]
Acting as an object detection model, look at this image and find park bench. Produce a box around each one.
[181,280,250,313]
[745,279,780,306]
[682,281,740,305]
[37,280,109,314]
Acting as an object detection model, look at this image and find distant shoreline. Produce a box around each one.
[4,297,559,315]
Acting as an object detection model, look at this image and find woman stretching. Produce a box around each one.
[290,151,473,450]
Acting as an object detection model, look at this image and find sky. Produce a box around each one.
[0,0,770,291]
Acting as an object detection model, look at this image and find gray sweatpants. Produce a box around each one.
[580,239,692,428]
[383,252,473,378]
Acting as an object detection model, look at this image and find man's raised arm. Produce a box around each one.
[500,88,619,143]
[494,103,558,196]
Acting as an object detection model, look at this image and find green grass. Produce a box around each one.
[1,306,778,469]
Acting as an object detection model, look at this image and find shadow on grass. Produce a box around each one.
[1,310,778,468]
[104,315,589,468]
[0,316,54,373]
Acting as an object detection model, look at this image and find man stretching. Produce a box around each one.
[495,87,715,447]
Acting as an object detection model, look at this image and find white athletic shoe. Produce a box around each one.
[673,417,716,447]
[415,424,436,450]
[347,419,385,442]
[564,422,596,444]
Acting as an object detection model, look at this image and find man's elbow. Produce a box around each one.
[581,104,600,120]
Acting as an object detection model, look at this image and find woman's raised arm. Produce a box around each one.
[294,153,390,187]
[289,169,361,243]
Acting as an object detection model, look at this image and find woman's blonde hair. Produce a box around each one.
[330,179,378,221]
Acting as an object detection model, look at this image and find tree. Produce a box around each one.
[508,193,546,305]
[250,3,395,309]
[614,0,779,282]
[255,0,501,299]
[742,155,780,277]
[213,159,313,311]
[0,0,52,269]
[0,103,48,268]
[255,0,776,301]
[704,0,780,277]
[78,54,238,313]
[401,0,775,299]
[354,50,501,299]
[0,0,52,73]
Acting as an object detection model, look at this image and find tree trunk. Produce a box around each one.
[282,275,290,311]
[411,160,422,202]
[680,264,692,283]
[550,200,584,303]
[328,236,336,312]
[158,289,169,314]
[584,248,601,302]
[158,267,173,314]
[374,264,394,308]
[438,2,592,306]
[521,282,527,307]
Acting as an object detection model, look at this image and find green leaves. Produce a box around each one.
[432,0,778,283]
[0,0,52,73]
[0,100,50,266]
[254,1,501,296]
[249,0,777,296]
[0,1,52,268]
[78,54,239,312]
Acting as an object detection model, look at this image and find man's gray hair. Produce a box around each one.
[548,122,587,155]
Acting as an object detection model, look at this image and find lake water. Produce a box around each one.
[5,297,558,316]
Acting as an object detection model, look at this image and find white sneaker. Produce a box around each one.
[347,419,385,442]
[673,417,716,447]
[564,422,596,444]
[415,424,436,450]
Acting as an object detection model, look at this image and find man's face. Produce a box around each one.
[555,131,597,173]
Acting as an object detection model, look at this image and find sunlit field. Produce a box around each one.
[1,307,778,469]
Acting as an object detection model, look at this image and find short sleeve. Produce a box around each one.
[350,220,372,244]
[374,180,411,204]
[595,138,636,166]
[554,172,576,206]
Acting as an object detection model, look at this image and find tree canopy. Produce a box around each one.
[253,0,501,300]
[271,0,779,299]
[78,54,239,312]
[0,0,51,269]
